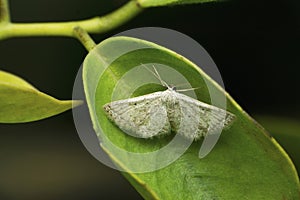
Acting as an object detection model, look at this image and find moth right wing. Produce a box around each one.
[174,92,235,140]
[103,91,171,138]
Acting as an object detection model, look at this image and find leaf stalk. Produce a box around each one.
[0,0,10,23]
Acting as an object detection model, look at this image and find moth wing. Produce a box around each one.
[175,92,235,140]
[103,92,171,138]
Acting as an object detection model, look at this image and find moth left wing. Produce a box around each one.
[103,91,171,138]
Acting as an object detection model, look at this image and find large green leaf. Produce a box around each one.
[83,36,300,199]
[137,0,222,8]
[0,70,81,123]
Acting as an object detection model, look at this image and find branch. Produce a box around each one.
[73,26,96,52]
[0,0,143,40]
[0,0,10,23]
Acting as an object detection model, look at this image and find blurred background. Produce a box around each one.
[0,0,299,199]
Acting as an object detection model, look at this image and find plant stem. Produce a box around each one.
[0,0,143,40]
[0,0,10,23]
[73,26,96,52]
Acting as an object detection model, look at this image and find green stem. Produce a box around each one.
[73,26,96,52]
[0,0,10,23]
[0,0,143,40]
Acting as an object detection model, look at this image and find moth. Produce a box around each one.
[103,66,235,140]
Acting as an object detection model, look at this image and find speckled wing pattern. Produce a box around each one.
[103,91,171,138]
[103,89,235,140]
[173,92,235,140]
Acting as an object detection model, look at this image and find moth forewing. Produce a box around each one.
[103,91,171,138]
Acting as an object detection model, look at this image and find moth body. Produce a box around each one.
[103,87,235,140]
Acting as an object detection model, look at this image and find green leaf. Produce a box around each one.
[0,70,81,123]
[137,0,223,8]
[83,36,300,199]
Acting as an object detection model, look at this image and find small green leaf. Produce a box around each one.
[138,0,223,8]
[0,70,81,123]
[83,36,300,199]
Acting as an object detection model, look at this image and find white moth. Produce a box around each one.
[103,66,235,141]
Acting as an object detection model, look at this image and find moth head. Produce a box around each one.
[169,85,177,91]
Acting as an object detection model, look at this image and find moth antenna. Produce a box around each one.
[151,65,170,88]
[176,87,200,92]
[141,63,170,88]
[142,64,161,83]
[173,82,200,92]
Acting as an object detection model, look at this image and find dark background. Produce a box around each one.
[0,0,299,199]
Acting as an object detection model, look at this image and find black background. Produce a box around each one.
[0,0,299,199]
